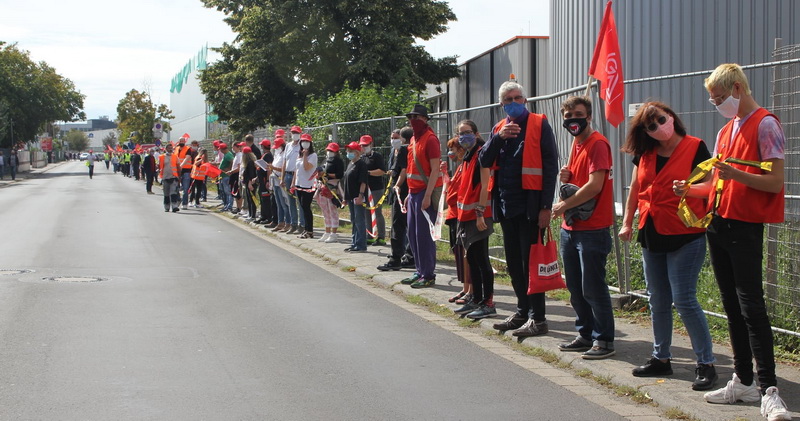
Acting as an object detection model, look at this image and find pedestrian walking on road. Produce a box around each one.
[142,148,157,194]
[86,150,96,179]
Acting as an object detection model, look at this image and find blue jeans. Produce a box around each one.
[643,236,715,364]
[273,175,290,224]
[348,201,367,250]
[180,172,192,206]
[283,171,300,226]
[219,176,232,210]
[560,227,615,348]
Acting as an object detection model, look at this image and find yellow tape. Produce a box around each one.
[361,175,394,210]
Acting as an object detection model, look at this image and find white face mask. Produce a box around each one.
[326,151,336,159]
[715,91,741,119]
[292,134,301,141]
[362,146,371,154]
[301,141,311,149]
[390,138,402,149]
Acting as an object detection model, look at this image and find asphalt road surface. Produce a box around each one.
[0,162,625,420]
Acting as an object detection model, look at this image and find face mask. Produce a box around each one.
[503,101,526,119]
[648,115,675,141]
[390,138,402,149]
[410,119,426,132]
[292,134,301,141]
[327,151,336,159]
[447,151,456,159]
[301,141,311,149]
[346,152,356,160]
[716,91,740,119]
[362,146,371,154]
[562,117,589,137]
[458,133,476,149]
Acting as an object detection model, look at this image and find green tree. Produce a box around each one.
[0,42,86,148]
[116,89,173,145]
[64,129,89,152]
[101,131,118,150]
[199,0,459,130]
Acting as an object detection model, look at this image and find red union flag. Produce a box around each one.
[588,0,624,127]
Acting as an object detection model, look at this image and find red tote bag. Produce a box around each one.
[527,227,566,294]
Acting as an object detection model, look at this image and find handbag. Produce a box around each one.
[527,227,566,294]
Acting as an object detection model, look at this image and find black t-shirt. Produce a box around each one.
[632,140,711,252]
[361,151,386,191]
[323,155,345,181]
[342,159,368,201]
[249,144,262,159]
[388,146,408,178]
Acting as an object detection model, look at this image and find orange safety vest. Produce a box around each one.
[711,108,784,223]
[406,127,444,192]
[446,162,462,220]
[491,113,545,190]
[175,145,193,169]
[159,154,180,178]
[456,146,492,221]
[637,135,706,235]
[562,131,614,231]
[191,158,208,180]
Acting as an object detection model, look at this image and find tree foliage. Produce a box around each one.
[101,131,118,149]
[199,0,459,130]
[64,129,89,152]
[0,42,86,148]
[115,89,173,145]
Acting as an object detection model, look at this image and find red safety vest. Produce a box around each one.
[446,163,462,220]
[406,127,443,192]
[637,135,706,235]
[562,131,614,231]
[456,146,492,221]
[159,154,179,178]
[191,158,208,180]
[711,108,784,223]
[491,113,545,190]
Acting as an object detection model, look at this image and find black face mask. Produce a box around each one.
[562,117,589,137]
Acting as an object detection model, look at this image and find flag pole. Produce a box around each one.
[585,76,594,98]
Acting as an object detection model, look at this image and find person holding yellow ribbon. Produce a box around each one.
[676,63,789,420]
[619,102,717,391]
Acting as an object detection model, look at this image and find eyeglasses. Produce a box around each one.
[457,130,474,136]
[708,92,730,106]
[501,95,525,104]
[645,115,668,132]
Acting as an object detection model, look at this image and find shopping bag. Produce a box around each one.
[527,228,566,294]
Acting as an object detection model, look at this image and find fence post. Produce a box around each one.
[331,124,338,144]
[766,38,783,305]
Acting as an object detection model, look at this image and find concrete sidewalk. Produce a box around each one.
[207,200,799,421]
[0,160,69,186]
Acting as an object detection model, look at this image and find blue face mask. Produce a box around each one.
[503,101,526,119]
[458,133,476,149]
[346,152,356,160]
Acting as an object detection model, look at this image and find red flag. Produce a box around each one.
[588,1,624,127]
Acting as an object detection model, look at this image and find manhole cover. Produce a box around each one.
[43,276,105,283]
[0,269,32,276]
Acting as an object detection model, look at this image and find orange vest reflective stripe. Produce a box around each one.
[456,146,492,221]
[637,135,706,235]
[562,131,614,231]
[406,128,443,192]
[175,145,192,169]
[491,113,544,190]
[159,154,179,178]
[191,159,208,180]
[711,108,784,223]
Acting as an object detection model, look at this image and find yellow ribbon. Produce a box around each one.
[361,175,394,210]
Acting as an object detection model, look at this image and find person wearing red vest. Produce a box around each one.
[400,104,443,289]
[158,143,181,212]
[552,96,616,360]
[677,64,789,418]
[619,102,718,391]
[175,138,198,209]
[443,137,472,309]
[479,81,558,337]
[189,148,209,208]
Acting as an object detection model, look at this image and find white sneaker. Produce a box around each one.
[324,233,339,243]
[761,386,791,421]
[181,204,188,210]
[318,233,330,242]
[704,373,761,404]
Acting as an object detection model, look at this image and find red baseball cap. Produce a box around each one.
[213,140,220,147]
[290,125,302,133]
[242,146,252,154]
[345,141,362,152]
[326,142,340,152]
[260,138,271,147]
[272,138,286,149]
[219,143,228,149]
[236,142,246,147]
[275,129,286,137]
[300,133,312,141]
[358,135,373,145]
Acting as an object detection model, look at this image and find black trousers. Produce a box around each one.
[467,236,494,304]
[500,214,546,321]
[144,171,155,192]
[389,189,413,263]
[297,190,314,232]
[707,216,775,390]
[260,191,273,222]
[133,166,140,180]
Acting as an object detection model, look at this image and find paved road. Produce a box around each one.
[0,162,626,420]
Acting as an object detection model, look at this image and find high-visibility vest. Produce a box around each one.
[491,113,545,190]
[562,131,614,231]
[175,145,192,169]
[191,158,208,180]
[456,145,492,221]
[406,128,443,192]
[446,163,462,220]
[637,135,706,235]
[159,154,179,178]
[711,107,784,223]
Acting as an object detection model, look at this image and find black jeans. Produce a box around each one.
[190,179,204,205]
[707,216,775,390]
[260,191,272,222]
[145,171,155,192]
[389,190,412,264]
[467,236,494,304]
[500,214,546,321]
[297,190,314,232]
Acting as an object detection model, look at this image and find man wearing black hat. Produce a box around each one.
[400,104,443,289]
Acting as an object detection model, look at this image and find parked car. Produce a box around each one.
[79,152,89,160]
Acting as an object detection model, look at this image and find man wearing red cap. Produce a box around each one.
[342,141,368,252]
[256,138,274,224]
[359,134,388,246]
[270,137,290,231]
[228,142,245,213]
[218,143,234,211]
[281,125,304,233]
[86,149,96,179]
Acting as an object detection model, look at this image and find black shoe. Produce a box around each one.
[377,262,401,271]
[400,259,415,269]
[692,363,718,391]
[558,337,593,352]
[493,313,527,331]
[632,357,673,377]
[511,319,549,338]
[453,301,479,315]
[172,208,180,212]
[581,346,615,360]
